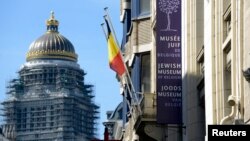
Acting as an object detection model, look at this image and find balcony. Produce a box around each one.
[133,93,156,130]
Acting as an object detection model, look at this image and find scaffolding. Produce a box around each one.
[1,65,99,141]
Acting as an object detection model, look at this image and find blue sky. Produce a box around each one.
[0,0,122,137]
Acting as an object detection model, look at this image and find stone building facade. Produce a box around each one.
[116,0,250,141]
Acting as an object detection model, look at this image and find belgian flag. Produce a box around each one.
[105,19,126,76]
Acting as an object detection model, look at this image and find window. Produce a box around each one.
[224,12,231,36]
[140,53,151,93]
[197,46,204,76]
[223,42,231,116]
[140,0,150,15]
[223,4,231,39]
[132,0,151,19]
[222,2,232,116]
[198,84,205,108]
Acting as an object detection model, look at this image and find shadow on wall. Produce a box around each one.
[182,73,206,141]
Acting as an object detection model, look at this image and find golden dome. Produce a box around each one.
[26,12,78,62]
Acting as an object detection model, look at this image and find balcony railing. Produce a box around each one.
[133,93,156,129]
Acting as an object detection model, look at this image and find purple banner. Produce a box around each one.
[156,0,182,124]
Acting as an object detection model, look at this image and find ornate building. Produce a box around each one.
[103,102,123,140]
[1,12,99,141]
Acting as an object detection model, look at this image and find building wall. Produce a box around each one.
[202,0,244,125]
[182,0,250,140]
[121,0,182,140]
[182,0,205,141]
[0,134,10,141]
[243,0,250,124]
[119,0,249,141]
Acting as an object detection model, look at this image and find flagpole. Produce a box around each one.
[104,8,142,115]
[122,84,136,120]
[101,23,108,41]
[102,19,139,117]
[122,72,142,117]
[104,7,118,44]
